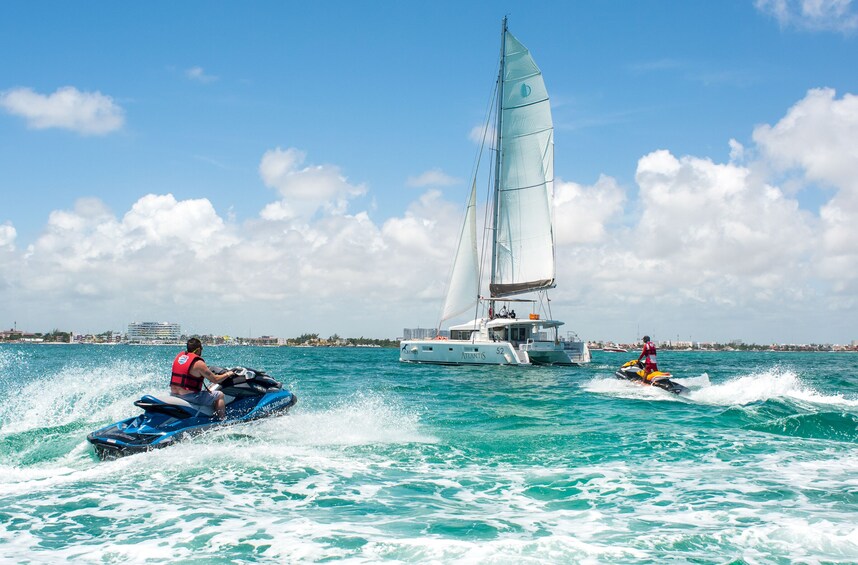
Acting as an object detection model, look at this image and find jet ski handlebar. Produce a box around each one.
[208,366,283,392]
[210,366,252,379]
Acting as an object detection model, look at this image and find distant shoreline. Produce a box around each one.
[0,341,397,348]
[1,341,854,352]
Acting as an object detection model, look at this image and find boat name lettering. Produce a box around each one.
[462,351,486,360]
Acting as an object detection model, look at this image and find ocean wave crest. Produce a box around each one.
[0,358,157,435]
[688,366,858,407]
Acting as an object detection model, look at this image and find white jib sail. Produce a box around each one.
[491,30,556,297]
[440,180,479,322]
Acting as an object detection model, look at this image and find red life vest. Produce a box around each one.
[170,351,205,391]
[641,341,658,369]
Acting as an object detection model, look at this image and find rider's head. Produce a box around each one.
[186,337,202,355]
[642,335,650,343]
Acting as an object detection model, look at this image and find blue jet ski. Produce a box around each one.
[87,366,297,459]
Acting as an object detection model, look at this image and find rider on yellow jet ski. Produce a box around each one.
[638,336,658,380]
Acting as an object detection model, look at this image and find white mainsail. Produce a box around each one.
[490,29,556,298]
[440,180,479,322]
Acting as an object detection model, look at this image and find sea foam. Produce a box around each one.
[0,358,155,435]
[688,366,858,407]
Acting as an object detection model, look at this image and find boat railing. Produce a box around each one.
[520,339,554,352]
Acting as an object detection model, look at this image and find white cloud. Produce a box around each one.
[551,149,815,323]
[2,166,461,335]
[755,0,858,32]
[0,86,124,135]
[2,87,858,343]
[632,150,813,278]
[406,169,461,188]
[0,223,15,249]
[23,195,239,286]
[728,139,745,163]
[554,175,626,245]
[547,89,858,342]
[753,88,858,191]
[469,124,495,144]
[754,88,858,294]
[259,147,366,220]
[186,66,218,83]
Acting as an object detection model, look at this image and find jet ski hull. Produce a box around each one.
[614,362,689,395]
[87,367,297,459]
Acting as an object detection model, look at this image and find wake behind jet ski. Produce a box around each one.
[615,360,689,395]
[87,366,297,459]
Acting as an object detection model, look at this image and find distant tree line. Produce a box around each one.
[0,329,71,342]
[287,333,397,348]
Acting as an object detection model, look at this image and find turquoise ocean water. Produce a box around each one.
[1,344,857,563]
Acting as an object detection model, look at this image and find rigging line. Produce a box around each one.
[542,291,559,343]
[544,290,554,320]
[476,61,502,324]
[467,63,501,196]
[437,45,500,335]
[436,52,501,332]
[474,66,501,335]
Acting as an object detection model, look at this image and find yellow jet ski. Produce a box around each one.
[614,360,689,395]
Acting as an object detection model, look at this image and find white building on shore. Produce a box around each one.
[127,322,182,344]
[402,327,449,340]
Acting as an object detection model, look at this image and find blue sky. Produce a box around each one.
[1,1,857,343]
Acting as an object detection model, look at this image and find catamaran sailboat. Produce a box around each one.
[400,18,590,366]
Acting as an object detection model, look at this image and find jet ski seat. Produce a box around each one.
[135,393,215,417]
[646,373,672,383]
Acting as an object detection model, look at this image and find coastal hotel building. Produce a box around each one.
[127,322,182,344]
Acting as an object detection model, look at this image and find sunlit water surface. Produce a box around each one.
[1,345,857,563]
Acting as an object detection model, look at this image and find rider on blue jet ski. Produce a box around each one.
[170,338,235,419]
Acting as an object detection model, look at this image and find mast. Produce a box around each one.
[489,16,507,299]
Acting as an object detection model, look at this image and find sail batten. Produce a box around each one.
[498,180,554,192]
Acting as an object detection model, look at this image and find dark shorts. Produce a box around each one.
[172,390,221,408]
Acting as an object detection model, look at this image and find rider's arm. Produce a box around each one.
[193,362,234,385]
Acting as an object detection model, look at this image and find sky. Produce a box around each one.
[1,0,857,344]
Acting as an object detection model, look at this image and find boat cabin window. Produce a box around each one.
[509,327,528,342]
[421,346,433,352]
[450,330,475,341]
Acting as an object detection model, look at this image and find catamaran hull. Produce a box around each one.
[527,350,587,366]
[399,339,589,366]
[400,340,525,365]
